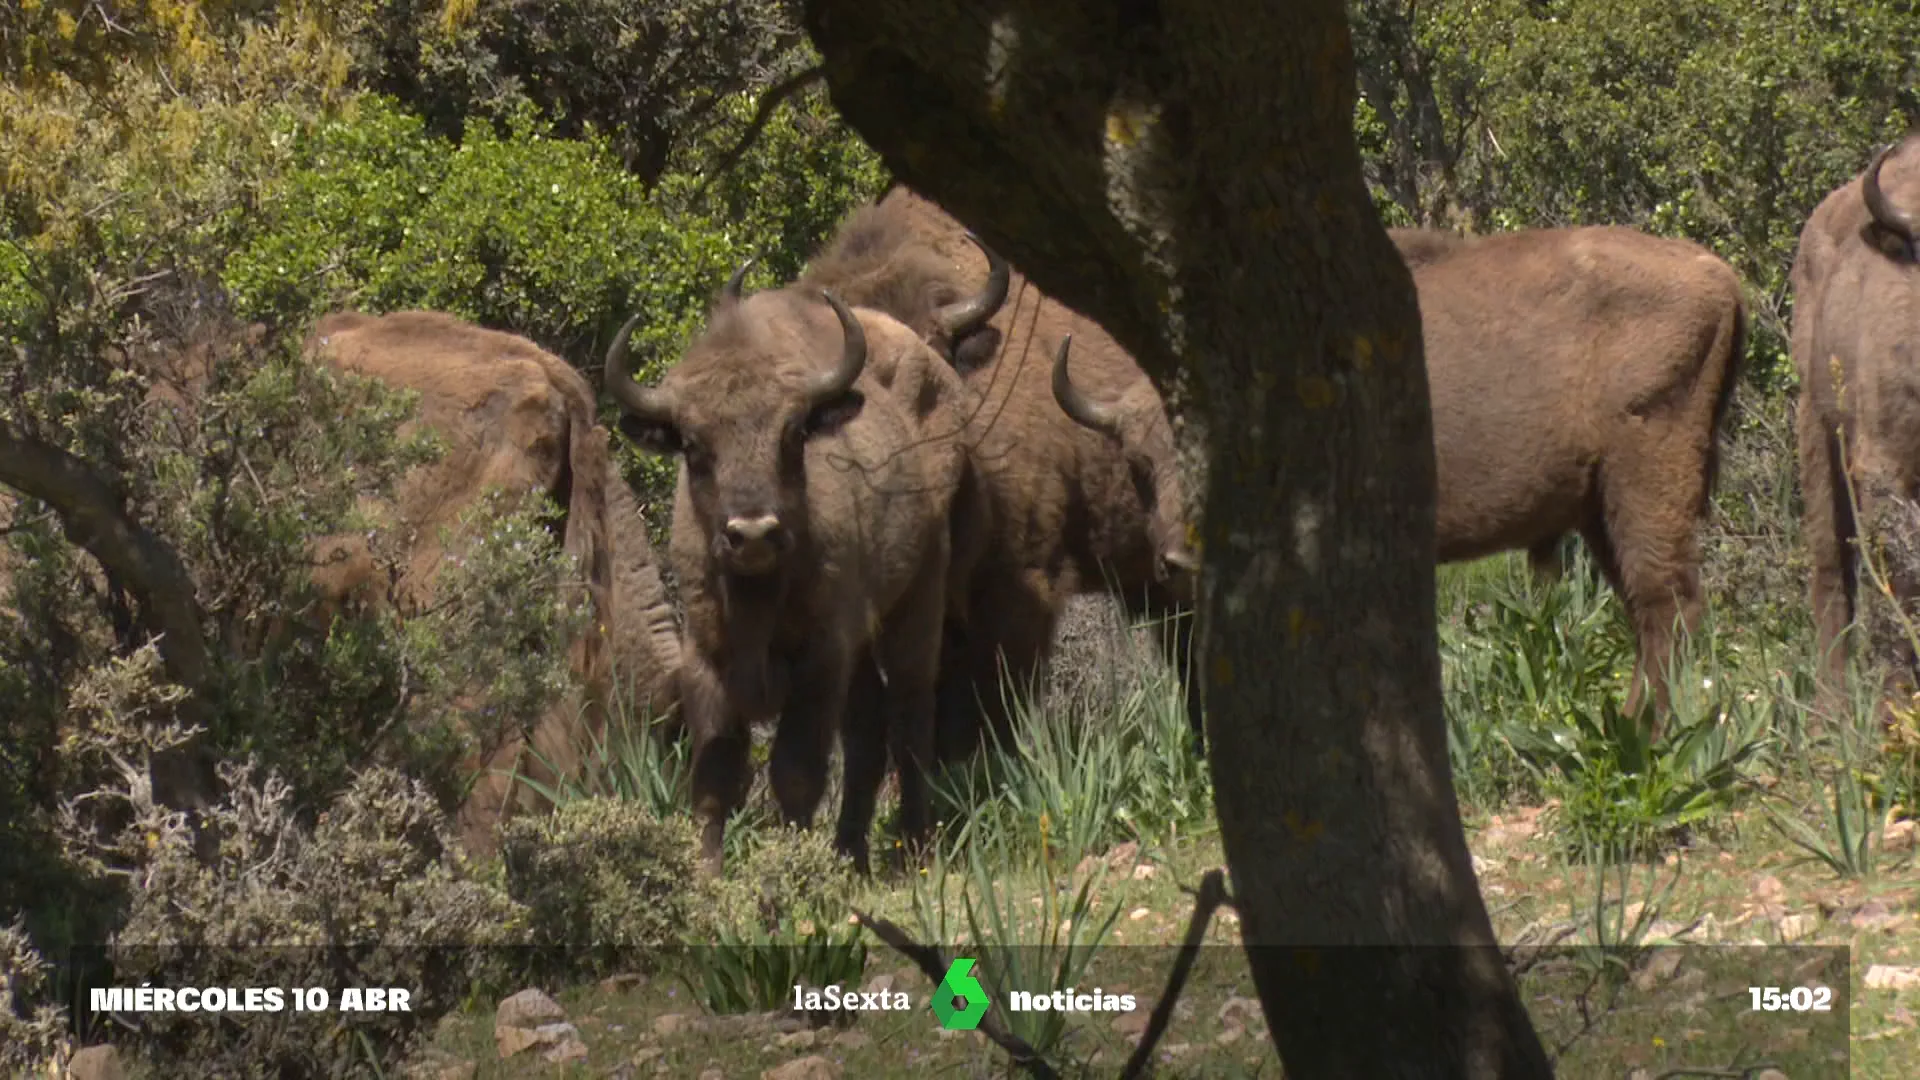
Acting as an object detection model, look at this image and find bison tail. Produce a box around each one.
[1700,292,1749,514]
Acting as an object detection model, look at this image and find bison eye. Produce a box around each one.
[804,390,865,438]
[618,413,683,456]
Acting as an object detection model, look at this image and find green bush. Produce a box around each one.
[0,919,66,1075]
[692,826,868,1019]
[499,796,706,976]
[104,762,527,1077]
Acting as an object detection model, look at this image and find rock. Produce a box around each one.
[654,1013,699,1039]
[862,973,895,997]
[1849,901,1903,932]
[599,973,646,995]
[1129,907,1151,921]
[1132,863,1157,881]
[1864,964,1920,991]
[1631,949,1684,992]
[1753,1070,1789,1080]
[496,988,567,1030]
[496,1026,544,1059]
[699,1069,726,1080]
[1106,840,1141,869]
[831,1031,871,1051]
[762,1056,842,1080]
[1215,1024,1245,1046]
[68,1046,125,1080]
[537,1022,589,1065]
[1217,995,1263,1029]
[632,1047,666,1068]
[1776,913,1818,943]
[775,1030,817,1050]
[1471,854,1497,875]
[1112,1011,1150,1038]
[1884,818,1916,852]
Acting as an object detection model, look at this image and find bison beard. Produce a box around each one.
[605,281,974,873]
[1793,134,1920,725]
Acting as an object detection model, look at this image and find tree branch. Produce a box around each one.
[1120,868,1230,1080]
[851,909,1060,1080]
[0,420,209,696]
[852,867,1235,1080]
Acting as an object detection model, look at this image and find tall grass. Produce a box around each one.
[930,610,1213,870]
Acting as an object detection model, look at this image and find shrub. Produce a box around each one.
[0,919,66,1075]
[499,796,705,976]
[693,826,868,1019]
[100,762,526,1076]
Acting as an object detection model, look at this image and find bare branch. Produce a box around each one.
[1120,868,1230,1079]
[693,64,826,198]
[851,909,1060,1080]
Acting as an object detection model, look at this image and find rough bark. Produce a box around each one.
[800,1,1553,1074]
[0,418,218,810]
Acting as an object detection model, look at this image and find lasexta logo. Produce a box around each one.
[932,957,990,1031]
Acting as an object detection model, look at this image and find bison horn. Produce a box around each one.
[722,258,756,303]
[812,291,869,404]
[604,311,677,424]
[1051,333,1122,440]
[1864,143,1917,253]
[934,233,1011,338]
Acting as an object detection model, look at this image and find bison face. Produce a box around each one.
[604,290,870,578]
[1051,334,1198,595]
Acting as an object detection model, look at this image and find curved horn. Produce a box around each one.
[604,311,676,425]
[1864,143,1917,252]
[722,258,756,303]
[934,233,1011,338]
[811,291,868,405]
[1051,333,1122,440]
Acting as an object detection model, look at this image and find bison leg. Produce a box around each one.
[866,545,950,871]
[1799,412,1858,727]
[1596,446,1712,742]
[682,652,750,875]
[934,570,1058,763]
[1852,469,1920,726]
[768,649,851,834]
[836,657,889,874]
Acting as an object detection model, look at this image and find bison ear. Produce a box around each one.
[804,389,865,438]
[618,413,684,456]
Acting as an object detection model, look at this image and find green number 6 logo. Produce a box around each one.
[932,957,990,1031]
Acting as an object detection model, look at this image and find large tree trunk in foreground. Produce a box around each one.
[801,1,1553,1074]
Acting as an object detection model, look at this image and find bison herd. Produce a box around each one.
[287,134,1920,872]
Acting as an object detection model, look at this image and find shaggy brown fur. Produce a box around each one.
[304,311,683,852]
[1393,225,1747,737]
[802,187,1200,760]
[1791,133,1920,723]
[606,286,978,874]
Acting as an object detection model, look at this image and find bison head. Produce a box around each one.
[604,279,869,578]
[1051,335,1199,595]
[1864,141,1919,262]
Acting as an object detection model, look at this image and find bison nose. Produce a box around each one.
[724,514,786,548]
[721,514,789,573]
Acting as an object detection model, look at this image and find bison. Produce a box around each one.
[1791,135,1920,723]
[305,311,683,851]
[1396,226,1746,736]
[603,275,980,874]
[799,187,1203,761]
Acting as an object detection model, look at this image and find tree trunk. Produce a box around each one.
[800,1,1553,1074]
[0,419,219,812]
